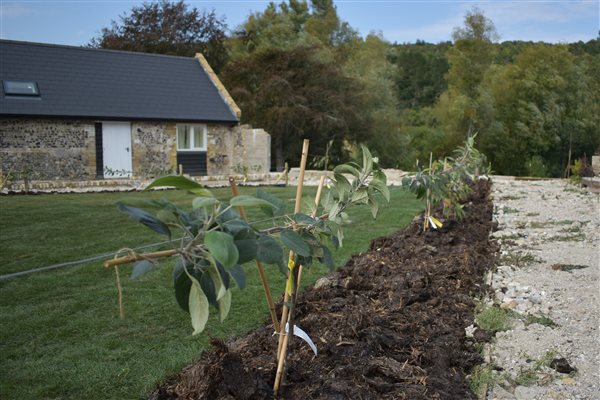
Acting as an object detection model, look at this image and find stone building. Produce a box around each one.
[0,40,270,181]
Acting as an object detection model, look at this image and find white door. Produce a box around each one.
[102,122,132,178]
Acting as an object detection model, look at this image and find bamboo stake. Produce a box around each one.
[228,177,279,332]
[274,139,309,395]
[295,176,326,304]
[276,174,323,393]
[424,152,433,232]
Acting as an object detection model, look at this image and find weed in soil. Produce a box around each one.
[476,305,514,333]
[551,232,586,242]
[551,264,589,273]
[514,313,558,328]
[468,365,496,397]
[498,251,540,268]
[151,180,497,400]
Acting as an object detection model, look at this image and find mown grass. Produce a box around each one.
[0,185,422,399]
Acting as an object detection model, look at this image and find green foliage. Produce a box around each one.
[221,44,368,171]
[89,0,228,72]
[402,135,487,228]
[115,146,389,334]
[391,41,450,109]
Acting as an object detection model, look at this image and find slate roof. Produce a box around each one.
[0,40,239,123]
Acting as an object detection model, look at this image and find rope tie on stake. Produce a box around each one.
[110,248,156,319]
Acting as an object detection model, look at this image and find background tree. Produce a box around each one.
[477,44,600,175]
[391,40,450,110]
[221,45,367,171]
[435,7,498,151]
[224,1,368,170]
[90,0,229,72]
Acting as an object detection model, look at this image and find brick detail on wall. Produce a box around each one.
[0,119,96,180]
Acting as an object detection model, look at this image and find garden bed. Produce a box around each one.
[151,180,496,399]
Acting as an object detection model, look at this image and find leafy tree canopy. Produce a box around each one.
[90,0,228,71]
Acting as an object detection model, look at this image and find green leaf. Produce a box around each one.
[199,272,218,307]
[205,263,226,301]
[374,169,387,185]
[157,209,178,225]
[230,195,274,208]
[256,235,283,264]
[257,188,286,217]
[192,197,220,210]
[234,239,257,264]
[223,220,254,239]
[130,260,154,280]
[117,203,171,237]
[361,145,373,175]
[218,289,232,322]
[369,180,390,202]
[216,262,230,291]
[351,188,369,204]
[333,163,361,177]
[189,278,210,335]
[320,245,335,271]
[204,231,239,268]
[334,173,351,201]
[280,230,311,257]
[293,213,318,225]
[328,202,341,220]
[228,265,246,289]
[173,260,192,313]
[145,175,209,193]
[368,195,379,219]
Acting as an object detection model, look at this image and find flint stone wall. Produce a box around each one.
[0,119,95,180]
[131,122,177,178]
[1,119,270,181]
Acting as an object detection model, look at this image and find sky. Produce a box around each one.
[0,0,598,47]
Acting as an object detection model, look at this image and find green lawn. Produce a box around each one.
[0,185,422,399]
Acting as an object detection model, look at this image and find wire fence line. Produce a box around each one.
[0,239,178,281]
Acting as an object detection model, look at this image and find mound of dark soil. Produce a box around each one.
[151,180,497,400]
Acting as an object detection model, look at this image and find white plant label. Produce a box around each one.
[286,323,318,355]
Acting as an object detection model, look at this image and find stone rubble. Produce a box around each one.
[484,177,599,400]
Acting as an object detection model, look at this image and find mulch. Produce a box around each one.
[150,179,497,400]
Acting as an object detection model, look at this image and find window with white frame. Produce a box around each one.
[177,124,207,151]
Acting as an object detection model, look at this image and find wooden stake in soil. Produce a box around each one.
[274,139,309,395]
[276,175,326,392]
[228,177,279,332]
[295,175,326,303]
[424,152,433,232]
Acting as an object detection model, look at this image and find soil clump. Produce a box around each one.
[151,180,496,400]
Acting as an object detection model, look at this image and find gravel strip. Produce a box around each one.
[484,177,599,400]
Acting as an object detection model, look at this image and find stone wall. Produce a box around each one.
[1,119,270,182]
[131,122,177,178]
[0,119,96,180]
[206,124,271,175]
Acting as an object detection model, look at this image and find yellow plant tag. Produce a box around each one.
[429,216,443,229]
